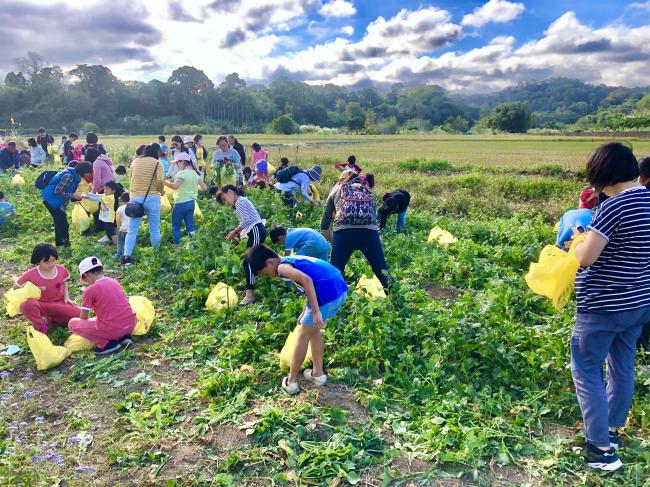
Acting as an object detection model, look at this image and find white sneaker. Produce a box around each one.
[97,235,110,244]
[282,377,300,395]
[303,369,327,386]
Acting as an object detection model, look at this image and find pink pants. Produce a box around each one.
[68,318,135,349]
[20,299,81,334]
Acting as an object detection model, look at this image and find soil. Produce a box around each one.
[426,284,463,301]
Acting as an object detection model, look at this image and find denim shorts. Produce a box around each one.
[301,293,347,326]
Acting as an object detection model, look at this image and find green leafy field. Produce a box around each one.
[1,135,650,486]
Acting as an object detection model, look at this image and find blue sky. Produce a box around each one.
[2,0,650,92]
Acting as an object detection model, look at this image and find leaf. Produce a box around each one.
[345,471,361,485]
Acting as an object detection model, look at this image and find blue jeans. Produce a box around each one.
[301,293,347,326]
[377,209,407,231]
[124,195,161,257]
[171,200,195,244]
[571,306,650,446]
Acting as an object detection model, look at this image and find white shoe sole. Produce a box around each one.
[303,369,327,386]
[587,459,623,471]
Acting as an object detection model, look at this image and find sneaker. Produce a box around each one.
[303,369,327,386]
[119,335,134,347]
[94,340,122,355]
[582,443,623,472]
[610,431,621,450]
[120,256,132,267]
[97,235,110,244]
[281,377,300,395]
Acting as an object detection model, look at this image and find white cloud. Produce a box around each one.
[341,25,354,35]
[462,0,525,28]
[629,1,650,11]
[319,0,356,18]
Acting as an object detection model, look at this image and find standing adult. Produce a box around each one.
[41,163,93,247]
[228,135,246,168]
[83,132,106,156]
[213,135,242,185]
[121,144,165,267]
[36,127,54,156]
[0,141,20,172]
[192,134,209,178]
[169,135,196,179]
[250,142,268,169]
[320,170,392,290]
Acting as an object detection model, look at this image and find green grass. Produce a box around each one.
[1,135,649,486]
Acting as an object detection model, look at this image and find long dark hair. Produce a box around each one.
[172,135,185,152]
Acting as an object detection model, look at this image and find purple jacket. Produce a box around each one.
[92,154,115,193]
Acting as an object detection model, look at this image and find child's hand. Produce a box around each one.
[226,230,238,242]
[312,311,325,329]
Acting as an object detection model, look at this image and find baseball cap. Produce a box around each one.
[79,256,103,276]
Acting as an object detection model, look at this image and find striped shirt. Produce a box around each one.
[576,186,650,312]
[235,196,262,235]
[129,157,164,197]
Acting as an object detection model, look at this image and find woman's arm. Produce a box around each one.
[198,180,207,191]
[278,264,324,328]
[573,231,608,267]
[156,163,165,195]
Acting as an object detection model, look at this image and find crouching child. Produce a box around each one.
[245,245,348,395]
[68,256,136,355]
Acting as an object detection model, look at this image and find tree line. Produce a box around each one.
[1,53,649,135]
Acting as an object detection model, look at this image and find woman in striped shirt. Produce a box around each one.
[216,185,266,306]
[571,142,650,472]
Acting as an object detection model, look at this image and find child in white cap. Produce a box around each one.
[68,256,136,355]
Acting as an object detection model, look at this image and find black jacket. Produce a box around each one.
[378,190,410,229]
[232,140,246,166]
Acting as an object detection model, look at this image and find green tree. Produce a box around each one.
[267,114,297,134]
[485,102,534,133]
[344,102,365,132]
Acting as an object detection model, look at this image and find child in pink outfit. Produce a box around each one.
[15,243,81,334]
[68,256,136,355]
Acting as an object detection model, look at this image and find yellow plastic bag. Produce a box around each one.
[5,282,41,317]
[71,204,91,233]
[54,153,62,165]
[308,183,321,204]
[194,202,203,221]
[161,194,172,216]
[427,227,458,248]
[129,296,156,335]
[525,235,585,310]
[279,325,313,371]
[267,162,276,174]
[78,180,99,214]
[205,282,238,312]
[64,334,95,352]
[164,185,178,201]
[355,274,386,300]
[11,174,25,188]
[26,326,71,371]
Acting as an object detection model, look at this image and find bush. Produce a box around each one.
[267,115,297,135]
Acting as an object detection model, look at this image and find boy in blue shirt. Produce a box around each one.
[246,244,348,395]
[269,226,330,261]
[0,191,15,224]
[572,142,650,472]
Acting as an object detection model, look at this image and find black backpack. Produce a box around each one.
[275,166,302,184]
[34,170,58,189]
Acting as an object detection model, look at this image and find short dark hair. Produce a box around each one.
[245,244,279,275]
[7,141,16,148]
[75,162,93,177]
[280,157,289,166]
[135,144,146,156]
[243,167,252,176]
[85,148,100,163]
[38,127,45,133]
[0,191,4,200]
[586,142,639,192]
[215,184,239,203]
[217,136,228,146]
[83,265,104,278]
[639,157,650,180]
[193,134,202,143]
[120,192,130,203]
[105,180,119,192]
[86,132,98,144]
[364,173,375,189]
[69,133,78,139]
[158,135,166,142]
[269,226,287,244]
[27,137,37,147]
[61,135,67,140]
[145,143,160,159]
[31,243,58,265]
[347,155,356,164]
[115,165,127,175]
[252,143,261,152]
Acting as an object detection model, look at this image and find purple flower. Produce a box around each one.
[73,466,96,472]
[23,391,32,398]
[0,370,10,378]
